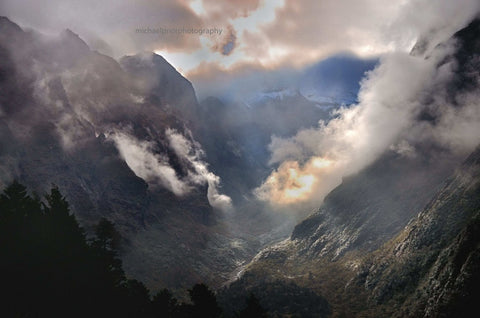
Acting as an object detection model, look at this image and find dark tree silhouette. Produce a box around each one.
[94,217,121,251]
[123,279,152,317]
[91,217,126,290]
[239,293,268,318]
[152,288,179,318]
[188,283,222,318]
[0,182,230,318]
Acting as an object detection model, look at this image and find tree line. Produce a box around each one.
[0,181,267,318]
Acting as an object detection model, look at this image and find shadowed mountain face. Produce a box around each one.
[220,18,480,317]
[290,149,457,259]
[195,93,332,204]
[358,146,480,317]
[0,16,263,292]
[119,53,199,120]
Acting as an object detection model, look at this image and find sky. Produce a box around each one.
[1,0,477,77]
[1,0,480,210]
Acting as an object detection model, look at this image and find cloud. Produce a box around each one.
[3,0,479,212]
[247,0,480,67]
[388,0,480,54]
[217,25,237,56]
[255,157,338,206]
[166,128,232,211]
[199,0,261,20]
[185,0,479,99]
[108,127,232,211]
[267,51,441,166]
[256,25,480,207]
[0,0,204,57]
[8,0,477,76]
[109,130,191,196]
[389,140,416,159]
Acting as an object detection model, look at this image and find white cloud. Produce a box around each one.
[109,130,190,196]
[166,128,232,211]
[4,0,479,74]
[256,30,480,207]
[107,127,232,211]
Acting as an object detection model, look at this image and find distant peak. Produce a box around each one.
[120,51,181,76]
[60,28,90,51]
[0,16,24,34]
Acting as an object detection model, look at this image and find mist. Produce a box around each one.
[256,13,480,209]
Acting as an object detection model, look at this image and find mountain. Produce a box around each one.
[359,146,480,317]
[195,91,331,203]
[223,144,480,317]
[0,17,257,293]
[2,13,479,316]
[192,52,377,108]
[218,145,459,316]
[1,16,335,294]
[220,18,480,317]
[119,53,198,120]
[192,89,338,252]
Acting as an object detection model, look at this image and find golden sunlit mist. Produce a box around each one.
[256,157,334,205]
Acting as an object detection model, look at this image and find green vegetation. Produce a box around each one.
[0,181,265,318]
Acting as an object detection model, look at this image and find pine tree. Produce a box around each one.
[152,288,179,318]
[188,283,222,318]
[239,293,268,318]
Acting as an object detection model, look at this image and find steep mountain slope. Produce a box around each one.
[1,16,335,293]
[359,146,480,317]
[219,146,458,317]
[119,53,199,120]
[221,140,480,318]
[220,18,480,317]
[290,150,455,259]
[0,17,253,292]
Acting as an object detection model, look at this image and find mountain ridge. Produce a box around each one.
[220,17,480,317]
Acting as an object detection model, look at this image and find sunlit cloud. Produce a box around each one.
[255,157,336,205]
[189,0,207,16]
[255,11,480,208]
